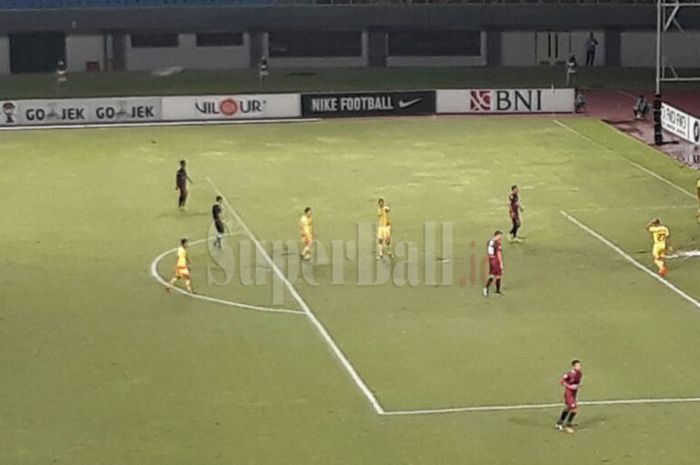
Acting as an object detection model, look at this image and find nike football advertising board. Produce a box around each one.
[301,91,436,118]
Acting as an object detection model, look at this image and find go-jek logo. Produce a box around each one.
[1,101,18,124]
[470,90,492,111]
[195,97,266,117]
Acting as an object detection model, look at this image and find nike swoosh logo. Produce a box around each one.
[398,98,422,109]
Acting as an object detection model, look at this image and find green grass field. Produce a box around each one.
[3,116,700,465]
[0,66,691,99]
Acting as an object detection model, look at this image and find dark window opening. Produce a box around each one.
[270,31,362,58]
[389,30,481,57]
[196,33,244,47]
[130,33,179,48]
[9,33,66,73]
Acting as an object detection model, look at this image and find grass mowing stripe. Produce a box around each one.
[561,210,700,311]
[552,119,696,200]
[0,118,320,132]
[206,176,386,415]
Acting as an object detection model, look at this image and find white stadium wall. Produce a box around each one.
[501,30,604,67]
[0,35,10,75]
[66,34,105,72]
[4,29,700,75]
[501,31,537,66]
[125,33,250,71]
[621,30,700,67]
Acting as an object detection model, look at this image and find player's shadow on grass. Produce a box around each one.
[507,412,609,431]
[157,210,210,219]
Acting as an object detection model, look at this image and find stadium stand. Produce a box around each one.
[0,0,284,8]
[0,0,657,7]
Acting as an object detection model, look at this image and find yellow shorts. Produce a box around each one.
[302,234,313,247]
[377,226,391,241]
[653,245,666,259]
[175,267,191,279]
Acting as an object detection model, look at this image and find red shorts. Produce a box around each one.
[488,258,502,276]
[564,391,578,409]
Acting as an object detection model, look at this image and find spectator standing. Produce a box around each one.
[566,54,578,86]
[56,60,67,84]
[585,33,599,66]
[259,56,269,88]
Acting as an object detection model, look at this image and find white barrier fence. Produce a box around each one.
[661,103,700,146]
[437,88,574,114]
[0,94,301,127]
[162,94,301,121]
[1,97,162,126]
[1,89,574,128]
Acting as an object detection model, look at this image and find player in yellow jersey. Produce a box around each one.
[167,238,195,293]
[647,219,671,277]
[300,207,314,261]
[377,198,392,259]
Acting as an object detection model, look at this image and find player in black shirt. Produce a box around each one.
[212,195,225,248]
[175,160,193,209]
[508,185,524,242]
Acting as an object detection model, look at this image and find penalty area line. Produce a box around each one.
[206,176,386,415]
[552,119,696,200]
[150,236,305,316]
[561,210,700,311]
[381,396,700,416]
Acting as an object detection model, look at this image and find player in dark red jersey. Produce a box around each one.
[483,230,504,297]
[175,160,193,209]
[508,185,524,242]
[556,359,583,433]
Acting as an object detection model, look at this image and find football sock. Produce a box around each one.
[185,280,193,293]
[558,410,568,424]
[510,224,519,237]
[654,259,664,271]
[567,412,577,424]
[496,278,501,292]
[169,277,178,287]
[485,277,493,289]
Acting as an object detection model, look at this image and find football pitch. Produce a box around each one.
[3,116,700,464]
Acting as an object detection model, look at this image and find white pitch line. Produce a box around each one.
[567,204,697,213]
[627,160,696,200]
[381,396,700,416]
[552,118,599,144]
[561,210,700,310]
[150,237,305,316]
[615,89,638,100]
[206,177,386,415]
[552,119,696,200]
